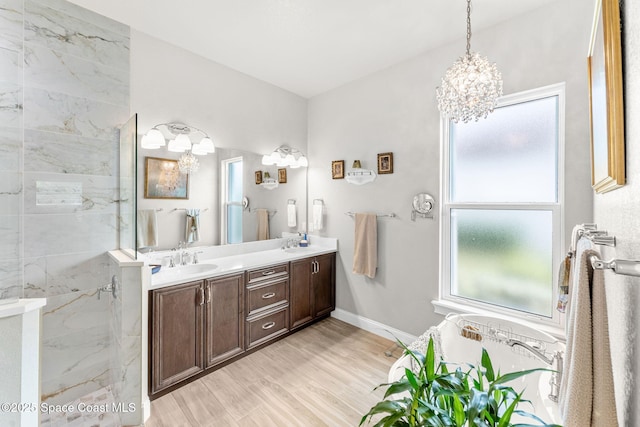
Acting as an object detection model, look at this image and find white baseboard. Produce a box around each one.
[331,308,417,344]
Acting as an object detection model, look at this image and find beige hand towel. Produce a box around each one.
[559,240,618,427]
[136,209,158,248]
[185,208,200,243]
[353,212,377,279]
[256,209,270,241]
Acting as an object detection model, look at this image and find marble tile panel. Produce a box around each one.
[41,327,110,385]
[0,0,23,48]
[23,212,117,258]
[23,87,129,141]
[24,129,117,176]
[0,81,22,128]
[42,287,110,340]
[30,0,128,37]
[40,359,111,407]
[24,1,129,70]
[24,172,118,214]
[0,214,20,260]
[120,267,141,337]
[0,126,21,171]
[0,259,22,299]
[24,251,111,297]
[118,336,142,426]
[0,171,21,215]
[0,44,22,84]
[25,43,129,106]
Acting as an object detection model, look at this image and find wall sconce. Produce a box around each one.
[261,145,308,169]
[141,122,215,174]
[345,160,376,185]
[260,172,279,190]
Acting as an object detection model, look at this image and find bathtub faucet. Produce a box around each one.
[489,330,563,403]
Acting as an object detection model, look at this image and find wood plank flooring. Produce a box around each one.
[144,317,396,427]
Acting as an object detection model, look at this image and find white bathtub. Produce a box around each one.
[389,313,564,425]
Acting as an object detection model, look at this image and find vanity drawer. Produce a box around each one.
[246,263,289,284]
[246,306,289,349]
[247,279,288,315]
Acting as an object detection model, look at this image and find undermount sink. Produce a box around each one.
[283,246,309,253]
[172,263,218,275]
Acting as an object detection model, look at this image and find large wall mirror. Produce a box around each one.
[134,142,307,253]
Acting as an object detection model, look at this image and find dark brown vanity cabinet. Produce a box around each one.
[289,253,336,331]
[150,273,245,396]
[150,253,336,398]
[245,264,290,350]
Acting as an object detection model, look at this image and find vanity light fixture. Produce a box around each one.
[436,0,503,123]
[140,122,215,174]
[261,145,308,169]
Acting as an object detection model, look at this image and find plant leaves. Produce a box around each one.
[497,393,521,427]
[383,380,414,399]
[481,348,495,382]
[426,337,436,381]
[493,367,549,385]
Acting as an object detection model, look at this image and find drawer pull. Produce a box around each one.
[199,287,205,306]
[261,292,276,299]
[261,321,276,330]
[261,270,277,276]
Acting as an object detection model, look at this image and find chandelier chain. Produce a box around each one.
[466,0,472,56]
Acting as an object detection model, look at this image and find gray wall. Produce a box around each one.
[308,0,594,336]
[593,2,640,424]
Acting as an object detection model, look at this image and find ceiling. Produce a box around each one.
[67,0,556,98]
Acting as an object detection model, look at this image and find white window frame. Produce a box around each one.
[220,156,243,245]
[435,83,566,336]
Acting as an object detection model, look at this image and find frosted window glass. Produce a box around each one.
[228,160,243,202]
[450,96,558,203]
[227,204,242,244]
[450,209,553,317]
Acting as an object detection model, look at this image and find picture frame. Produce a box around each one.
[278,168,287,184]
[588,0,625,193]
[331,160,345,179]
[377,152,394,174]
[144,157,189,199]
[255,170,263,185]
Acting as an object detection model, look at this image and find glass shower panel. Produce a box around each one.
[119,114,137,258]
[450,96,558,203]
[450,209,553,317]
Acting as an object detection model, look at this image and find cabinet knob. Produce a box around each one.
[261,321,276,330]
[261,292,276,299]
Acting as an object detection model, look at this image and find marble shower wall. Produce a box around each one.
[0,0,130,407]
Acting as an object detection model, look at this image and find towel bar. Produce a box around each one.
[590,256,640,277]
[345,211,396,218]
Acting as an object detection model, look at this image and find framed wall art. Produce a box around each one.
[144,157,189,199]
[255,170,263,185]
[331,160,345,179]
[278,168,287,183]
[377,152,394,174]
[588,0,625,193]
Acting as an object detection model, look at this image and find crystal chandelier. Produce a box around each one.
[140,122,214,174]
[436,0,503,123]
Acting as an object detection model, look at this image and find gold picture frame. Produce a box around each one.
[377,152,394,174]
[331,160,344,179]
[278,168,287,183]
[588,0,625,193]
[255,171,263,185]
[144,157,189,199]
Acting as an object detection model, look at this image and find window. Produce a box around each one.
[221,157,243,244]
[440,84,564,325]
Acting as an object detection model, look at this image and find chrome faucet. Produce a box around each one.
[490,329,564,403]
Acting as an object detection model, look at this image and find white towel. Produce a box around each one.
[352,212,377,278]
[559,238,618,427]
[185,209,200,244]
[136,210,158,248]
[313,204,323,231]
[287,204,297,228]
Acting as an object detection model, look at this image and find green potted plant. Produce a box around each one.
[360,338,561,427]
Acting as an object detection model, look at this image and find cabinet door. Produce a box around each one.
[313,253,336,318]
[289,258,313,330]
[205,274,245,368]
[151,281,204,394]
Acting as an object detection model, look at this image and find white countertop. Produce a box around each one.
[147,238,337,290]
